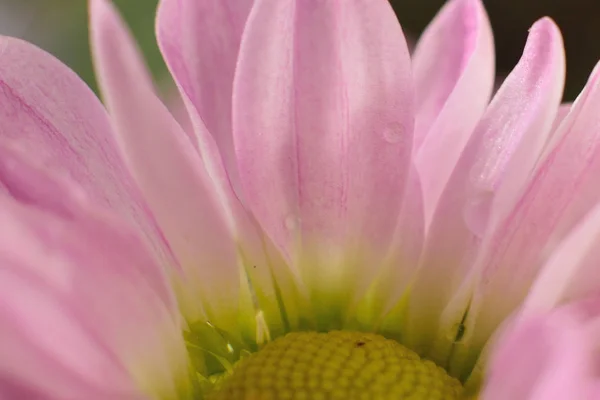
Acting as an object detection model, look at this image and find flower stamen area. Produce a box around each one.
[205,331,463,399]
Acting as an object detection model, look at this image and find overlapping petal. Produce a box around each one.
[484,309,599,400]
[367,0,495,332]
[232,0,414,326]
[413,0,495,220]
[405,18,565,361]
[156,0,253,192]
[0,143,191,400]
[354,165,426,334]
[90,0,249,332]
[0,35,175,273]
[456,61,600,372]
[524,201,600,312]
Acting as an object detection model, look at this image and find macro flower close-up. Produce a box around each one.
[2,0,600,398]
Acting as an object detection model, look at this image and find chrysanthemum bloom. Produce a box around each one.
[2,0,600,398]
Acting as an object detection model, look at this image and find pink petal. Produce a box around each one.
[354,165,426,332]
[155,0,253,192]
[0,142,175,313]
[550,103,571,133]
[91,0,295,342]
[524,201,600,313]
[413,0,493,145]
[155,0,263,262]
[457,60,600,366]
[404,18,565,358]
[537,103,571,163]
[0,35,174,279]
[483,311,597,400]
[471,18,565,234]
[164,87,194,143]
[413,0,495,221]
[0,144,190,400]
[232,0,414,324]
[233,0,413,256]
[383,167,426,301]
[90,0,246,330]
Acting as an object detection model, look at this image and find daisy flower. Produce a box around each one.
[1,0,599,398]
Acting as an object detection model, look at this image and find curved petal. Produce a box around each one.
[524,201,600,313]
[405,18,565,360]
[155,0,253,191]
[0,35,174,277]
[0,144,191,400]
[154,0,269,293]
[353,166,426,335]
[453,61,600,371]
[89,0,251,332]
[413,0,493,145]
[0,142,174,311]
[232,0,414,326]
[470,18,565,234]
[413,0,495,221]
[550,103,571,134]
[537,103,571,163]
[483,311,597,400]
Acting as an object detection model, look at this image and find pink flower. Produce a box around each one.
[1,0,599,398]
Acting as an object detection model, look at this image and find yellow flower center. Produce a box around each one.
[205,331,463,399]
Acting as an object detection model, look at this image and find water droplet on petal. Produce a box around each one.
[382,122,406,144]
[284,214,299,231]
[462,191,493,238]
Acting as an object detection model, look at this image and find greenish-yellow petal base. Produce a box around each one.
[205,331,463,400]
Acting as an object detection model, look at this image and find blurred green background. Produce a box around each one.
[3,0,599,100]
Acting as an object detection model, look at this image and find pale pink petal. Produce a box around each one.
[89,0,248,330]
[483,311,597,400]
[155,3,245,211]
[0,143,174,311]
[404,19,565,359]
[164,87,194,143]
[232,0,413,324]
[353,165,426,332]
[155,0,253,192]
[234,0,413,256]
[0,35,175,277]
[0,144,191,400]
[413,0,494,145]
[155,0,262,249]
[91,0,300,341]
[473,18,565,233]
[382,167,426,301]
[550,103,571,133]
[456,61,600,366]
[413,0,495,221]
[538,103,571,162]
[524,201,600,313]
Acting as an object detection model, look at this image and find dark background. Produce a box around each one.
[4,0,599,100]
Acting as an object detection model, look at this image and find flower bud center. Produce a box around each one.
[206,331,463,399]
